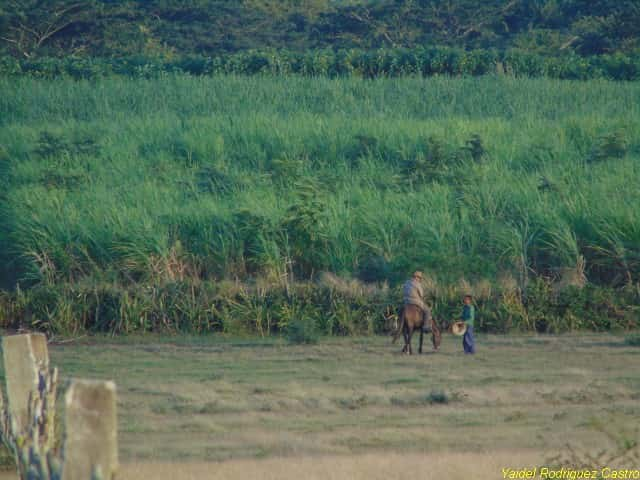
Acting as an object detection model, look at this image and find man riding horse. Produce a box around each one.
[403,271,430,321]
[394,271,441,354]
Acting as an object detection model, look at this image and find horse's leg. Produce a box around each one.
[407,326,414,355]
[401,320,408,353]
[418,328,424,354]
[398,307,409,353]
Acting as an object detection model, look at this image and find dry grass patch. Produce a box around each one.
[0,333,638,468]
[118,451,542,480]
[0,452,542,480]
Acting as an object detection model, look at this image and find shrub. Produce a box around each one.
[427,390,449,404]
[286,314,319,345]
[1,49,638,80]
[587,130,629,163]
[390,389,459,407]
[625,334,640,347]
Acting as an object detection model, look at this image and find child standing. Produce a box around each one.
[461,295,476,354]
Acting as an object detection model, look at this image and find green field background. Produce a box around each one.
[1,75,639,334]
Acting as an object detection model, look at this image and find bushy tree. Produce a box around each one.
[0,0,96,57]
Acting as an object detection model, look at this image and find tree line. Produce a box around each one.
[1,0,638,59]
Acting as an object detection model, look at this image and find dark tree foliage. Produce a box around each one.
[0,0,638,58]
[0,0,97,57]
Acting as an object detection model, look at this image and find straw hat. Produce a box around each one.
[451,321,467,336]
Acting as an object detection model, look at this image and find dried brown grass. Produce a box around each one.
[1,334,637,478]
[117,451,540,480]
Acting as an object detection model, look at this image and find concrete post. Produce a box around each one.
[62,380,118,480]
[1,334,42,433]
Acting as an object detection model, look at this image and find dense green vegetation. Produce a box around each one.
[2,48,639,81]
[2,1,639,81]
[0,75,638,334]
[1,0,638,58]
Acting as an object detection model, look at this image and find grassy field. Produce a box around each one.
[1,333,638,478]
[1,74,639,334]
[2,75,639,287]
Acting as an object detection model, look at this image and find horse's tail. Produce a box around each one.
[392,307,405,344]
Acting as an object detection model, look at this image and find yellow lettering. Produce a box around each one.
[604,470,640,480]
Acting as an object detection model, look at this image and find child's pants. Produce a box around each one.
[463,325,475,354]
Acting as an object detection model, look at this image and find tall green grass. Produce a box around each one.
[0,74,639,333]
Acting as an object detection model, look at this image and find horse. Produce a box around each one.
[392,304,441,355]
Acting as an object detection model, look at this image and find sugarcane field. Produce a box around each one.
[1,1,639,479]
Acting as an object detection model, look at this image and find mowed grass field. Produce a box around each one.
[1,333,639,479]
